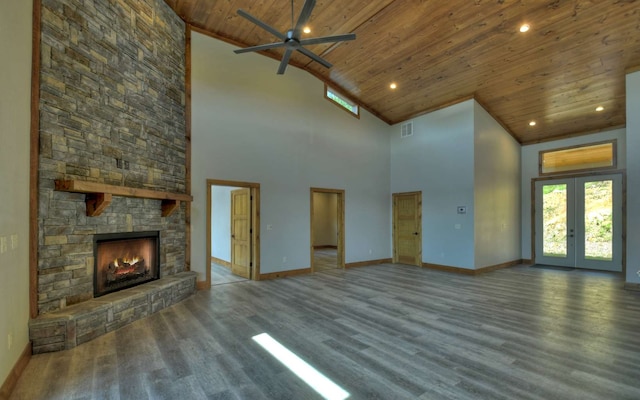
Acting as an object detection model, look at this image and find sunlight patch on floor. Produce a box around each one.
[252,333,350,400]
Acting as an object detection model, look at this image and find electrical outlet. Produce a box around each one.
[0,236,7,254]
[11,234,18,250]
[282,256,287,263]
[369,249,372,255]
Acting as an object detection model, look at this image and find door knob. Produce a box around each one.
[413,232,419,235]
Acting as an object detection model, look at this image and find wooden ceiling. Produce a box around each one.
[164,0,640,144]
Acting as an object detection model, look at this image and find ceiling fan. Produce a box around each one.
[233,0,356,74]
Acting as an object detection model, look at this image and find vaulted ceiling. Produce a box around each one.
[164,0,640,144]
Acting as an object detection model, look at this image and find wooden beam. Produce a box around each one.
[54,180,193,202]
[185,25,192,272]
[29,0,42,319]
[161,200,179,217]
[54,180,192,217]
[85,193,112,216]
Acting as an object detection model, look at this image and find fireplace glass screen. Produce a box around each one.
[94,231,159,297]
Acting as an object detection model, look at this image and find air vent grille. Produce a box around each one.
[401,122,413,138]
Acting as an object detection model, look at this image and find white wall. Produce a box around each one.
[473,102,521,268]
[313,192,338,246]
[626,71,640,284]
[0,0,32,386]
[390,100,476,269]
[191,32,391,278]
[520,128,627,261]
[211,186,235,262]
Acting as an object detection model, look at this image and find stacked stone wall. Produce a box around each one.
[38,0,187,313]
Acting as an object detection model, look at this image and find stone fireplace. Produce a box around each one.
[94,231,160,297]
[29,0,196,353]
[35,0,188,314]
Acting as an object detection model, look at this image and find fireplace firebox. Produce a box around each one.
[93,231,160,297]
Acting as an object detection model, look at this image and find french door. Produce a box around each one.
[534,174,622,271]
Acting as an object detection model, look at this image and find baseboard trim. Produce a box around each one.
[0,341,32,400]
[196,280,209,290]
[345,258,393,269]
[476,259,523,274]
[521,259,534,265]
[313,245,338,250]
[210,257,231,268]
[423,263,476,275]
[259,268,311,280]
[423,259,522,276]
[624,282,640,292]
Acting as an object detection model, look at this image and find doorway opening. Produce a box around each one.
[392,191,422,267]
[207,179,261,287]
[310,188,345,272]
[533,173,624,272]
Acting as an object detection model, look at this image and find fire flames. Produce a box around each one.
[107,256,148,282]
[113,257,141,268]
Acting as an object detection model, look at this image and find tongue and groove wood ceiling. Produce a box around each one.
[164,0,640,144]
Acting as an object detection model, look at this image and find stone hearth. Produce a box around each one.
[30,272,196,354]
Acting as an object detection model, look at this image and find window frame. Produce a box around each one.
[538,139,617,176]
[324,84,360,119]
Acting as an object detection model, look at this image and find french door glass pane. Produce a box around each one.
[584,180,613,260]
[542,184,567,257]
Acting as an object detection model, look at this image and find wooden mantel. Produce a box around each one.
[54,179,193,217]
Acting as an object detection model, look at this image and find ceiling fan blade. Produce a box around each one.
[234,42,287,54]
[294,0,316,34]
[299,33,356,46]
[277,49,294,75]
[237,9,286,40]
[296,47,332,69]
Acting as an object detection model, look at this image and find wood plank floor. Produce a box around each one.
[314,248,338,272]
[10,264,640,399]
[211,262,247,286]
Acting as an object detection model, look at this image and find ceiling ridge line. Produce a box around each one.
[315,0,401,60]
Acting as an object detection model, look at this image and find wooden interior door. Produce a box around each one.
[231,188,251,278]
[393,192,422,266]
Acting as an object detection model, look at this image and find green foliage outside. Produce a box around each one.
[327,91,356,113]
[542,180,613,260]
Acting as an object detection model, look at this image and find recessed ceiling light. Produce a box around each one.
[529,121,537,126]
[519,24,530,33]
[596,106,604,112]
[303,26,311,34]
[390,82,397,89]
